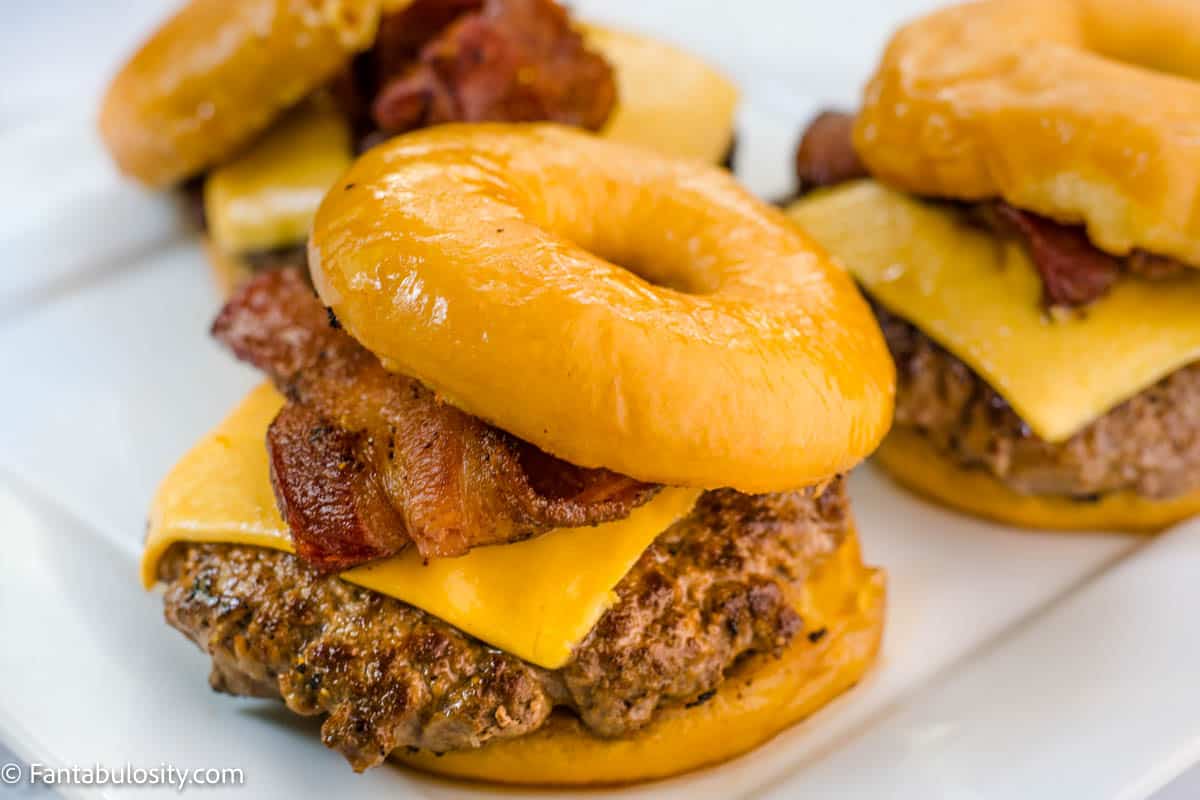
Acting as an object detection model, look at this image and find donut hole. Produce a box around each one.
[532,181,729,297]
[588,241,720,296]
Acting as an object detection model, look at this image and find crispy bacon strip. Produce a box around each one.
[267,403,408,568]
[371,0,615,134]
[213,269,657,569]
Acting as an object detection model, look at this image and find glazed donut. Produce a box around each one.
[99,0,391,187]
[855,0,1200,267]
[310,124,894,492]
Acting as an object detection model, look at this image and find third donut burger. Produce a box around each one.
[99,0,739,294]
[141,125,894,784]
[788,0,1200,532]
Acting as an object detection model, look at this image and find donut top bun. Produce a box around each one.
[99,0,399,187]
[855,0,1200,267]
[310,125,895,492]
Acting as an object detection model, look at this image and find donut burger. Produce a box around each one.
[99,0,739,294]
[788,0,1200,532]
[142,125,895,784]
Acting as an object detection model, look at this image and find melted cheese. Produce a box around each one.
[203,98,353,254]
[583,25,738,165]
[787,180,1200,443]
[143,384,700,668]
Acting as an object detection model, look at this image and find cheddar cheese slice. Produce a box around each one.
[144,384,700,669]
[788,180,1200,443]
[203,98,353,255]
[584,24,738,166]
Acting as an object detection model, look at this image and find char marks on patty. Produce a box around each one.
[212,269,657,568]
[158,483,848,770]
[879,305,1200,499]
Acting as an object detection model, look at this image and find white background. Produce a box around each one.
[1,2,1198,798]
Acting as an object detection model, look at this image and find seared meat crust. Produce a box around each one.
[212,269,656,569]
[560,487,839,736]
[159,483,848,771]
[879,305,1200,499]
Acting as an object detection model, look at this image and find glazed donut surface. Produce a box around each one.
[310,124,894,491]
[99,0,389,187]
[855,0,1200,266]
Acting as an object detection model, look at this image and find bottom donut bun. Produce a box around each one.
[395,528,885,786]
[875,428,1200,533]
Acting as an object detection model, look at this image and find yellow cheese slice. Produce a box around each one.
[203,98,353,255]
[144,384,700,668]
[787,180,1200,443]
[583,25,739,165]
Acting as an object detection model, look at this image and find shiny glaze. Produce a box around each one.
[99,0,389,186]
[310,124,895,492]
[855,0,1200,267]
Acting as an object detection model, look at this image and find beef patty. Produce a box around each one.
[879,305,1200,499]
[158,483,848,771]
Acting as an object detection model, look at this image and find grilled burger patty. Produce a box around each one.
[879,305,1200,499]
[158,483,848,771]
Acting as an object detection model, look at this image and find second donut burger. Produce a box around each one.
[789,0,1200,532]
[99,0,739,294]
[142,125,894,784]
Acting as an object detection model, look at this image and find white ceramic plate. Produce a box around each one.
[3,2,1200,798]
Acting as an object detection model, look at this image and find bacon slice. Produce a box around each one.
[794,111,868,193]
[371,0,615,134]
[267,403,408,568]
[985,206,1190,308]
[988,203,1120,308]
[213,269,657,569]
